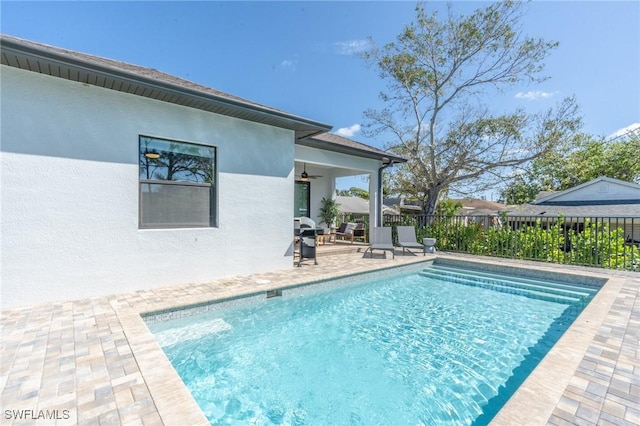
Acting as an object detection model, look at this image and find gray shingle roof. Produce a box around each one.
[1,33,408,164]
[509,177,640,217]
[451,198,507,212]
[506,203,640,217]
[0,33,331,139]
[299,132,407,164]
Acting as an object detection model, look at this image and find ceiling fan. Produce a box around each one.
[298,163,323,181]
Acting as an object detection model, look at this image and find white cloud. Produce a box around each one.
[335,124,362,137]
[334,39,369,55]
[607,122,640,140]
[280,59,297,71]
[514,90,558,100]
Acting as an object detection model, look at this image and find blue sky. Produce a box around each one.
[2,1,639,195]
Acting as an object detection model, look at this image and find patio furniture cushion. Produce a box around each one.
[335,222,349,234]
[335,222,357,242]
[352,223,367,243]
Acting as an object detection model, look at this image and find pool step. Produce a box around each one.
[429,265,598,295]
[418,269,584,304]
[428,265,597,298]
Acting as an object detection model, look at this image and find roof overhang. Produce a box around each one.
[297,135,407,164]
[0,34,331,140]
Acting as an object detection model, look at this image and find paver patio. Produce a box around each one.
[1,251,638,425]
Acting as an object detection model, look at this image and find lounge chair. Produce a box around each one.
[397,226,425,256]
[366,227,395,259]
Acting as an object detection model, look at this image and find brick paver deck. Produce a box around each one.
[1,252,638,425]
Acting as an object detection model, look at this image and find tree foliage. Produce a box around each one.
[500,131,640,203]
[534,132,640,190]
[361,1,581,215]
[390,215,639,271]
[336,187,370,199]
[435,199,463,216]
[499,174,541,205]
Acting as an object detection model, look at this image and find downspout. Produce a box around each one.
[376,158,395,227]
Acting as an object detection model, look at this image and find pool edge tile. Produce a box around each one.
[115,307,210,426]
[490,276,626,426]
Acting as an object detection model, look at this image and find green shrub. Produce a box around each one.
[383,213,638,272]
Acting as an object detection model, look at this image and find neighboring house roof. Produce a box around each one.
[383,197,422,214]
[299,132,407,165]
[534,191,555,202]
[507,177,640,217]
[0,34,331,140]
[382,197,507,215]
[452,198,507,215]
[534,176,640,204]
[336,196,400,215]
[384,198,422,215]
[506,203,640,217]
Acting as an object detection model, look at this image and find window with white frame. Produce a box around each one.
[139,136,216,228]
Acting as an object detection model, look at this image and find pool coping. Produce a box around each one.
[444,257,624,425]
[493,275,625,425]
[125,255,620,425]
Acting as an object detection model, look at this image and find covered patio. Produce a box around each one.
[293,132,406,240]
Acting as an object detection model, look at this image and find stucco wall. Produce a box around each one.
[1,66,296,308]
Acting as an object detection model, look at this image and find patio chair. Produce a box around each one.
[397,226,424,256]
[366,227,395,259]
[352,223,367,243]
[335,222,356,243]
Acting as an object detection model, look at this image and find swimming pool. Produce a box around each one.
[145,261,600,425]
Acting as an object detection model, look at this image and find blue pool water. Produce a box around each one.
[147,264,598,425]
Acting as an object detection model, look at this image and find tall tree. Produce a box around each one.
[499,174,542,205]
[536,132,640,189]
[361,1,581,215]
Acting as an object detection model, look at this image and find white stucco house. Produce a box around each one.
[0,34,405,308]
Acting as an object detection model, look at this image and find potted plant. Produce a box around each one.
[318,197,341,233]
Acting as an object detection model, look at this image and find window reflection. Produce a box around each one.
[139,136,214,183]
[139,136,216,228]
